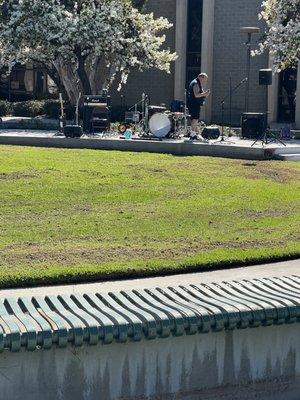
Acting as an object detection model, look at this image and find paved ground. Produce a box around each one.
[0,259,299,298]
[0,128,299,148]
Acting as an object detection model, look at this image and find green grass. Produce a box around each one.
[0,145,299,288]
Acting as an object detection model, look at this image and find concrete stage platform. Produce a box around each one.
[0,129,300,160]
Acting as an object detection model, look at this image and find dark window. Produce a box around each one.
[186,0,203,86]
[278,68,297,123]
[10,66,26,91]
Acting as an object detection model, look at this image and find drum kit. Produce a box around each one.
[118,93,189,139]
[117,92,222,141]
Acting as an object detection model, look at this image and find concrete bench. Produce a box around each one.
[1,275,300,399]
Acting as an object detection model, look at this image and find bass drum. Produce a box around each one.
[149,113,172,138]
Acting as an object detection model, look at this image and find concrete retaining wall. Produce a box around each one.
[0,135,274,160]
[1,323,300,400]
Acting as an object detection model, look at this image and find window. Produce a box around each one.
[186,0,203,86]
[278,67,297,123]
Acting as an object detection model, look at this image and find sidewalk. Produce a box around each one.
[1,258,299,298]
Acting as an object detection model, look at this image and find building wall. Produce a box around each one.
[110,0,176,108]
[1,324,300,399]
[211,0,269,125]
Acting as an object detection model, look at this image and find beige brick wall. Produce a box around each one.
[211,0,269,125]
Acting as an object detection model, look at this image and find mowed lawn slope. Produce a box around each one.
[0,145,299,288]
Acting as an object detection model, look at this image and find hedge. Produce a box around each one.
[0,99,125,121]
[0,100,11,117]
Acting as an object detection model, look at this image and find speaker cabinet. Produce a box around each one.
[64,125,83,138]
[259,69,272,86]
[241,113,266,139]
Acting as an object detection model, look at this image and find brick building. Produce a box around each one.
[1,0,299,128]
[112,0,299,128]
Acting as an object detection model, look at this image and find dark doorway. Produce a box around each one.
[186,0,203,86]
[35,70,45,97]
[278,67,297,123]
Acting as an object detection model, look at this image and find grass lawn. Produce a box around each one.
[0,145,299,288]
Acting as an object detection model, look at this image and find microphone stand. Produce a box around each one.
[220,77,248,142]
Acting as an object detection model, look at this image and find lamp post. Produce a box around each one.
[240,27,260,112]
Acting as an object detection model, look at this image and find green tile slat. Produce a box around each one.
[152,288,199,335]
[4,298,37,351]
[0,324,4,353]
[134,289,185,336]
[202,283,259,328]
[267,277,300,295]
[162,287,213,332]
[253,279,300,322]
[32,297,69,348]
[110,292,157,340]
[235,281,289,324]
[72,294,114,344]
[1,276,300,352]
[283,276,300,291]
[122,290,172,338]
[225,282,278,325]
[46,296,85,347]
[0,300,21,352]
[57,295,100,345]
[19,297,53,349]
[85,293,130,343]
[189,285,242,330]
[192,284,252,329]
[99,293,143,342]
[143,289,186,336]
[172,286,225,331]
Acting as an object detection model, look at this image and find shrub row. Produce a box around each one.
[0,99,75,119]
[0,99,125,122]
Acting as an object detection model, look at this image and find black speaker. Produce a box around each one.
[64,125,83,138]
[241,113,266,139]
[202,126,220,140]
[259,69,272,86]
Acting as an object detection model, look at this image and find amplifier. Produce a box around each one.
[83,95,111,107]
[241,113,266,139]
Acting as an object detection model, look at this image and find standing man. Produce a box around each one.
[187,73,210,140]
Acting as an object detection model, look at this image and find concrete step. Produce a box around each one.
[275,153,300,161]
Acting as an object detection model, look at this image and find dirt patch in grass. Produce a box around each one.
[241,162,300,183]
[0,171,41,180]
[0,238,287,267]
[241,207,295,219]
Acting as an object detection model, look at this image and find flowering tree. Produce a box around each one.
[255,0,300,70]
[0,0,176,104]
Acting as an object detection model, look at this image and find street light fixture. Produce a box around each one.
[240,26,260,112]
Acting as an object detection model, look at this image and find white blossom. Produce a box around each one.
[253,0,300,70]
[0,0,176,103]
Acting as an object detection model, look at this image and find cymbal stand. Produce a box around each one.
[184,89,188,137]
[128,94,148,135]
[144,94,149,134]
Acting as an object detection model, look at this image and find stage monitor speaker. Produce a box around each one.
[259,69,272,86]
[64,125,83,138]
[241,113,266,139]
[202,126,220,140]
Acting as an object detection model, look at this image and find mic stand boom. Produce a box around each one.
[220,77,248,142]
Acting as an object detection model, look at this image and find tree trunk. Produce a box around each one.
[75,48,92,95]
[89,56,109,94]
[43,63,69,100]
[52,57,80,105]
